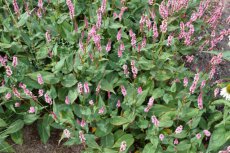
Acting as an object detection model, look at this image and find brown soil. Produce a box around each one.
[9,125,84,153]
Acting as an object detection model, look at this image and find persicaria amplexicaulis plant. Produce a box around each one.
[0,0,229,152]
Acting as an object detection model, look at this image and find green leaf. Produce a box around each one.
[155,71,171,81]
[101,134,114,148]
[4,120,24,135]
[85,134,101,151]
[207,127,229,152]
[113,134,134,152]
[212,99,230,107]
[17,13,29,27]
[37,121,50,144]
[100,79,115,94]
[0,87,10,93]
[68,88,78,104]
[136,88,149,106]
[27,71,60,85]
[11,130,23,145]
[163,94,173,104]
[23,114,39,124]
[170,83,176,92]
[36,46,48,59]
[0,43,12,48]
[0,118,7,128]
[152,88,164,99]
[103,148,118,153]
[109,23,124,29]
[61,73,77,87]
[0,141,15,153]
[110,116,129,126]
[143,143,157,153]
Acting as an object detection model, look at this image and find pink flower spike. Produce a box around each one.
[214,88,219,97]
[198,92,203,110]
[45,31,51,43]
[183,77,188,87]
[117,29,122,41]
[137,87,142,94]
[64,129,71,138]
[84,82,90,94]
[106,39,111,52]
[196,133,201,139]
[5,93,12,100]
[15,102,20,107]
[79,131,86,143]
[119,141,127,152]
[160,20,167,33]
[5,66,12,77]
[37,74,44,85]
[203,130,211,137]
[89,100,94,106]
[175,125,183,134]
[12,56,18,67]
[98,107,105,114]
[116,100,121,108]
[159,134,164,141]
[151,115,159,127]
[28,106,35,113]
[174,138,179,145]
[38,89,44,97]
[121,85,127,96]
[65,96,70,105]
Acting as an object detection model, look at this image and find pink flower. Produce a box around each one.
[151,115,159,127]
[38,0,43,9]
[175,125,183,134]
[137,87,142,94]
[196,133,201,139]
[37,8,42,18]
[80,119,86,127]
[13,0,20,15]
[119,141,127,152]
[159,1,168,19]
[141,37,146,49]
[5,66,12,77]
[96,84,101,95]
[160,20,167,33]
[148,97,154,107]
[96,9,102,28]
[121,85,127,96]
[198,92,203,109]
[44,93,52,105]
[152,22,159,38]
[186,55,194,63]
[148,0,153,5]
[100,0,107,14]
[5,93,11,100]
[84,82,90,94]
[117,29,122,41]
[65,96,70,105]
[107,91,111,99]
[123,64,129,77]
[106,39,111,52]
[214,88,219,97]
[118,7,127,21]
[189,73,199,94]
[37,74,44,85]
[78,82,83,94]
[209,66,216,80]
[183,77,188,87]
[66,0,75,19]
[12,88,20,98]
[89,100,94,106]
[118,48,123,57]
[203,130,211,137]
[200,80,206,89]
[174,138,179,145]
[28,106,35,113]
[15,102,20,107]
[12,56,18,67]
[159,134,164,141]
[64,129,71,138]
[167,35,173,46]
[38,89,44,97]
[98,107,105,114]
[79,131,86,143]
[116,100,121,108]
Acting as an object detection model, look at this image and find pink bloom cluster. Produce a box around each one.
[119,141,127,152]
[197,92,203,109]
[175,125,183,134]
[123,64,129,77]
[209,53,223,79]
[151,115,159,127]
[131,60,138,78]
[144,97,154,112]
[66,0,75,19]
[13,0,20,15]
[121,85,127,96]
[189,73,199,94]
[114,7,128,21]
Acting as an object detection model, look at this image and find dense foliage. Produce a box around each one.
[0,0,230,152]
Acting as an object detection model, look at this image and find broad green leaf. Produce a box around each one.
[101,133,114,148]
[110,116,129,126]
[0,118,7,127]
[38,121,50,144]
[11,130,23,145]
[85,134,101,151]
[152,88,164,99]
[0,141,15,153]
[136,88,149,106]
[143,143,157,153]
[17,13,29,27]
[113,134,134,151]
[61,73,77,87]
[4,120,24,135]
[100,79,115,93]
